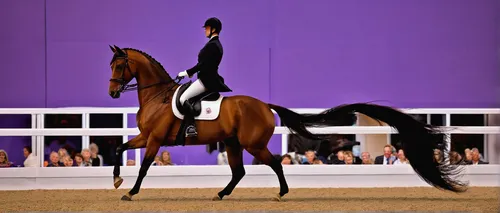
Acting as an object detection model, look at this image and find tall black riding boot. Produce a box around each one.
[183,101,198,137]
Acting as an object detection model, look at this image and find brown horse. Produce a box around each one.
[108,45,467,201]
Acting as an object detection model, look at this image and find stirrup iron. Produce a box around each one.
[185,125,198,137]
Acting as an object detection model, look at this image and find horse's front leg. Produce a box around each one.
[113,134,147,189]
[121,136,161,201]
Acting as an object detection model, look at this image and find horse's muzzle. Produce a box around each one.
[110,90,121,99]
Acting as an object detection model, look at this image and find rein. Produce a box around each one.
[119,76,183,93]
[109,54,184,94]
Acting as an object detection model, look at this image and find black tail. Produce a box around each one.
[268,102,468,193]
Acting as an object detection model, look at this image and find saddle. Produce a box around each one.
[175,82,221,117]
[172,81,222,146]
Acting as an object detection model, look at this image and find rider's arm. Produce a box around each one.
[186,43,218,77]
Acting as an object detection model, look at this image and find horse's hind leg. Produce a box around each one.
[245,146,289,201]
[235,99,289,201]
[213,137,245,201]
[114,134,147,189]
[121,137,161,201]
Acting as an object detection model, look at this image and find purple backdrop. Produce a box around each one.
[1,0,499,165]
[271,0,499,108]
[0,0,46,108]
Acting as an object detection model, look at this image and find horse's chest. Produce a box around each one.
[136,112,157,129]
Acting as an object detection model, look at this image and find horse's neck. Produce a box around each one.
[129,51,176,107]
[136,70,175,107]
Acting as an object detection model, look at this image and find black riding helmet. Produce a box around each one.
[203,17,222,38]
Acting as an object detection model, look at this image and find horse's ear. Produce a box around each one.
[114,45,126,56]
[109,45,116,53]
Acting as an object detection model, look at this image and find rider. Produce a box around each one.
[177,17,232,137]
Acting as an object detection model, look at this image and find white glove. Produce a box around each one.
[177,70,188,77]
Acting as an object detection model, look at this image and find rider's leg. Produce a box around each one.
[180,79,207,105]
[179,79,207,137]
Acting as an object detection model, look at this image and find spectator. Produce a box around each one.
[58,148,69,164]
[343,151,354,164]
[152,156,163,166]
[217,151,228,165]
[303,150,316,164]
[313,158,323,164]
[0,149,13,167]
[327,139,361,164]
[47,151,64,167]
[23,146,38,167]
[434,149,443,164]
[89,143,104,166]
[393,149,409,164]
[374,144,396,165]
[281,154,293,165]
[74,153,90,167]
[464,148,472,164]
[469,148,488,165]
[361,152,373,164]
[81,148,99,166]
[329,150,345,164]
[126,159,135,166]
[284,152,303,165]
[449,151,464,165]
[63,156,74,167]
[351,145,362,164]
[159,151,174,166]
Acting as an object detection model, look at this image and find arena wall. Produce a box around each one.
[0,165,498,190]
[0,0,499,166]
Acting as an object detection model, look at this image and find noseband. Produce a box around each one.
[109,54,183,93]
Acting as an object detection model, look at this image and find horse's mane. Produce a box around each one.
[122,48,172,79]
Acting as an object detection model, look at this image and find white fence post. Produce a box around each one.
[30,114,37,166]
[37,113,45,167]
[82,113,90,149]
[122,112,128,166]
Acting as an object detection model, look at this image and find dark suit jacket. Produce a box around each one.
[374,155,396,165]
[352,156,362,164]
[186,36,231,92]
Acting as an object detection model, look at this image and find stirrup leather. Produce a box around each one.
[183,101,198,137]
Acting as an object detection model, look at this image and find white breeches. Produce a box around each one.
[180,79,207,105]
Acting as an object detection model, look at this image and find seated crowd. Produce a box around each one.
[0,143,176,168]
[270,144,489,165]
[0,137,491,167]
[246,135,491,166]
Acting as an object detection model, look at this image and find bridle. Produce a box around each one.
[109,53,183,93]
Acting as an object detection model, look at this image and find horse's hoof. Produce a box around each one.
[273,193,284,202]
[212,195,222,201]
[114,177,123,189]
[121,194,132,201]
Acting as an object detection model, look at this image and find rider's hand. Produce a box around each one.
[177,70,188,77]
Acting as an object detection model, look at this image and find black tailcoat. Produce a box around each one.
[186,36,232,92]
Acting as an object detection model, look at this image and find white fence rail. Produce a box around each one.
[1,165,499,190]
[0,107,499,190]
[1,126,499,136]
[0,107,499,167]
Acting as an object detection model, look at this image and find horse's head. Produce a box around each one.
[108,45,136,99]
